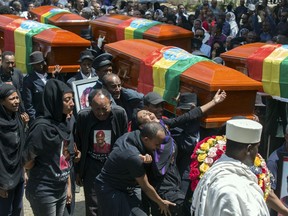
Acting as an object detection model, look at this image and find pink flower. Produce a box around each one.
[204,157,214,166]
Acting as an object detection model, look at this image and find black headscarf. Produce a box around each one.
[41,79,73,140]
[0,83,25,190]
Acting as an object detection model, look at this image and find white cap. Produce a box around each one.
[226,119,263,144]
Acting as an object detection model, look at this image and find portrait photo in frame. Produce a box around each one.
[72,77,98,113]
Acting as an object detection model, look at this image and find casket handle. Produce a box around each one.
[118,68,130,81]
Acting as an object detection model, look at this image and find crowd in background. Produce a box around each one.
[0,0,288,216]
[1,0,288,59]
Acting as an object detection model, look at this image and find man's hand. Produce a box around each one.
[0,189,8,198]
[213,89,226,104]
[139,154,152,164]
[97,35,105,49]
[51,65,62,78]
[158,200,176,216]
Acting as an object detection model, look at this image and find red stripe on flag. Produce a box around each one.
[4,19,23,52]
[115,18,135,41]
[247,44,281,81]
[138,47,172,94]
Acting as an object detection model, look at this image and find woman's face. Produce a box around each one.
[137,110,160,126]
[1,91,19,114]
[62,92,74,115]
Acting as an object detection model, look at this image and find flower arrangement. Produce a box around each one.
[189,135,272,201]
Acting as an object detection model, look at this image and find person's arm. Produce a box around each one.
[266,190,288,215]
[136,174,176,216]
[199,89,226,113]
[164,89,226,128]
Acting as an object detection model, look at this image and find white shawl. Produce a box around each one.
[191,154,270,216]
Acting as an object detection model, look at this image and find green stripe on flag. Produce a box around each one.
[129,19,160,39]
[163,56,209,104]
[280,56,288,98]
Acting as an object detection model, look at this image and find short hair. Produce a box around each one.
[2,51,14,60]
[88,88,110,105]
[226,139,258,154]
[140,122,164,139]
[102,73,120,87]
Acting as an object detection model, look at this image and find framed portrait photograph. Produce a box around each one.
[72,77,98,113]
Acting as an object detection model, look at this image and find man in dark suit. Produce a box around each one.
[22,51,62,122]
[67,50,97,88]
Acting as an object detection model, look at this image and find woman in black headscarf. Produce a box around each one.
[23,79,75,216]
[0,83,25,215]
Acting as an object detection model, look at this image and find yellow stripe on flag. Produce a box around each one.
[124,26,136,39]
[14,27,29,73]
[152,57,177,96]
[263,47,288,96]
[41,11,51,23]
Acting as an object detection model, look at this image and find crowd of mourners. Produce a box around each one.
[0,0,288,216]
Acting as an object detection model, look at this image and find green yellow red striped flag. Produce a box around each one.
[12,20,57,73]
[247,44,288,99]
[138,47,210,105]
[116,18,160,40]
[39,8,71,24]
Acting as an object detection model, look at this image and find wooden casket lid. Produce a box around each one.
[106,39,261,92]
[91,14,193,40]
[34,28,90,46]
[221,43,265,63]
[105,38,163,60]
[181,61,262,91]
[0,15,90,47]
[30,6,89,26]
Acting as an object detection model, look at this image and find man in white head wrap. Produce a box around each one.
[191,119,270,216]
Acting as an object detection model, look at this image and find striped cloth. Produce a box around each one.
[247,44,288,99]
[138,47,209,105]
[38,8,71,24]
[116,18,160,40]
[4,19,57,73]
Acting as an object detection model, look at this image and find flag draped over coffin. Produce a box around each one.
[138,47,210,105]
[116,18,160,40]
[247,44,288,99]
[4,19,57,74]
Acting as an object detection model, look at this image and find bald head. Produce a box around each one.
[102,73,122,100]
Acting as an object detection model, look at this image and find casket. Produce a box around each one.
[221,43,288,99]
[0,15,90,73]
[30,5,89,36]
[105,39,262,128]
[90,14,193,52]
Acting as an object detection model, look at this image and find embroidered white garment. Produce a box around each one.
[191,154,270,216]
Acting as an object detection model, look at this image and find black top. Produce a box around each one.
[96,131,146,192]
[0,102,25,190]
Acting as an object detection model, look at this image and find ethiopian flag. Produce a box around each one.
[116,18,160,40]
[4,20,57,73]
[138,47,209,105]
[247,44,288,99]
[39,8,71,24]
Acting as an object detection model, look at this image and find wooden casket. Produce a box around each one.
[90,14,193,52]
[30,6,89,36]
[221,43,288,99]
[105,39,262,128]
[0,15,90,73]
